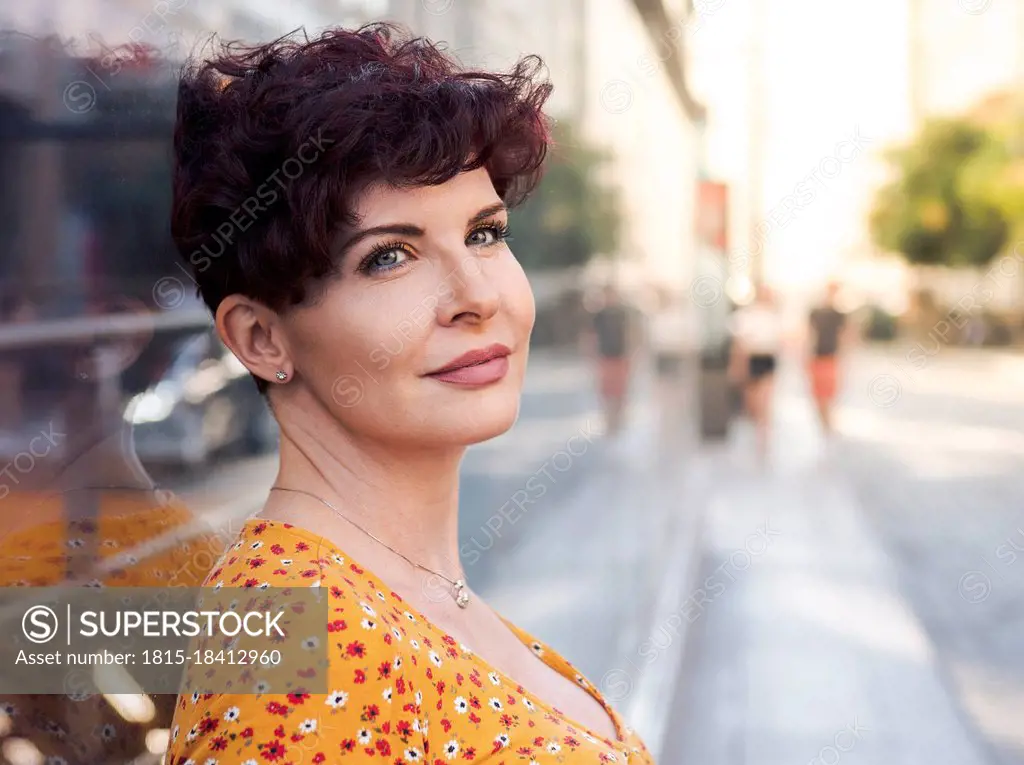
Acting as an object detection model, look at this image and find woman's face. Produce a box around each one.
[281,168,535,448]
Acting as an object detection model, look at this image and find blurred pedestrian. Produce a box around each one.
[649,286,690,448]
[585,283,636,437]
[728,284,783,462]
[807,281,848,437]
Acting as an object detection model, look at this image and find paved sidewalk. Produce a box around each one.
[661,357,992,764]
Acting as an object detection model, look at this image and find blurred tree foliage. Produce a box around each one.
[870,117,1015,268]
[510,121,621,270]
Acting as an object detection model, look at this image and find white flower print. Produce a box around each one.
[522,698,536,712]
[382,687,393,703]
[191,692,201,705]
[393,656,403,671]
[459,642,472,654]
[186,725,199,742]
[487,672,501,686]
[391,627,403,642]
[414,690,423,706]
[547,742,561,754]
[213,581,224,591]
[249,541,263,550]
[223,707,240,722]
[298,719,317,734]
[444,740,459,759]
[171,725,179,742]
[326,690,348,708]
[488,698,503,712]
[403,747,422,762]
[303,637,319,650]
[357,729,372,746]
[258,582,271,590]
[361,618,377,631]
[531,641,544,656]
[494,734,510,749]
[254,680,271,694]
[453,697,468,714]
[242,760,258,765]
[204,759,218,765]
[332,554,345,565]
[376,591,386,601]
[280,559,293,566]
[360,602,377,618]
[429,651,442,667]
[403,611,416,623]
[409,639,420,651]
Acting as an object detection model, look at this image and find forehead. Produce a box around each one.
[354,167,501,225]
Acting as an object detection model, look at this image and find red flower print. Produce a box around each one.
[378,661,392,679]
[383,633,393,646]
[273,569,287,576]
[271,544,285,554]
[395,677,406,695]
[396,720,412,738]
[259,739,286,761]
[265,701,288,716]
[455,673,464,686]
[241,727,255,738]
[500,714,514,728]
[331,586,344,598]
[287,692,309,705]
[340,739,356,752]
[298,667,318,678]
[390,591,403,602]
[434,680,445,695]
[533,737,544,747]
[198,717,219,734]
[313,753,326,763]
[354,669,367,684]
[301,569,318,578]
[295,541,309,551]
[244,578,259,588]
[365,704,381,721]
[274,725,286,738]
[461,746,476,760]
[328,619,347,633]
[290,733,304,743]
[249,557,266,568]
[468,696,481,709]
[349,563,363,574]
[516,747,533,756]
[564,736,580,748]
[468,713,481,724]
[442,635,455,645]
[210,736,228,751]
[506,694,516,706]
[254,522,268,534]
[381,722,391,735]
[440,719,452,733]
[376,738,391,757]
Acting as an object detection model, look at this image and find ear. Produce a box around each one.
[215,295,291,385]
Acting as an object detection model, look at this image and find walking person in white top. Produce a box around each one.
[728,283,784,463]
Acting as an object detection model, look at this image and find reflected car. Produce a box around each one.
[126,330,278,467]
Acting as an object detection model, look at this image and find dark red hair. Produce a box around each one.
[170,23,552,323]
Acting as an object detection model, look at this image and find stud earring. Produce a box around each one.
[275,371,288,381]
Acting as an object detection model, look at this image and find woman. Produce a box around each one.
[166,24,653,764]
[728,284,783,462]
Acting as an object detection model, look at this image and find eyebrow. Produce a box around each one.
[336,201,508,258]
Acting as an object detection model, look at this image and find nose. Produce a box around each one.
[436,254,500,327]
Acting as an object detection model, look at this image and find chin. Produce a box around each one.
[415,386,522,447]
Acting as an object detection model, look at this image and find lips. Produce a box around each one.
[425,344,512,387]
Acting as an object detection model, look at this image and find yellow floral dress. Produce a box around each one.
[168,519,655,764]
[0,489,229,764]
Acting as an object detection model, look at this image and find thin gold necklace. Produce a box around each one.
[269,486,471,609]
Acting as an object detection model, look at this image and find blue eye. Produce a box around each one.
[467,221,511,247]
[359,246,410,274]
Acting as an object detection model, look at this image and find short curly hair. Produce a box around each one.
[170,23,553,322]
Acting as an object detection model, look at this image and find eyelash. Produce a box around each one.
[356,220,512,275]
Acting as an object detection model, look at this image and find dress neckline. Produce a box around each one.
[238,517,630,746]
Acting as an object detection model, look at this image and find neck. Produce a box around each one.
[271,396,465,578]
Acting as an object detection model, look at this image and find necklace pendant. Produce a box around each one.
[453,579,470,608]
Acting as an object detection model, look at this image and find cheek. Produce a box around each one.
[501,253,536,334]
